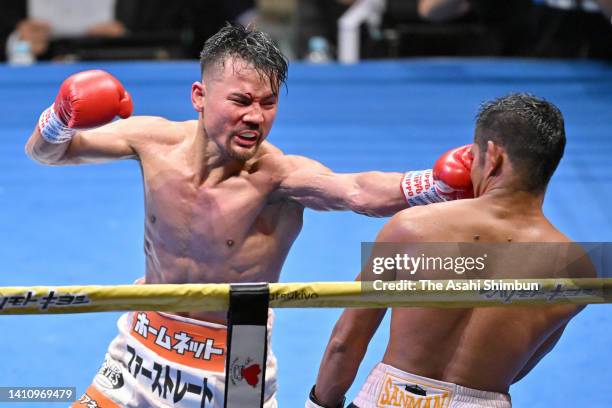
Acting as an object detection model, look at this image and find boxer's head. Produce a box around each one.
[471,93,566,196]
[192,23,288,161]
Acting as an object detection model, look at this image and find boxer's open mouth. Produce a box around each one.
[234,132,259,147]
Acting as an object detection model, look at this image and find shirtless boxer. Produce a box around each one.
[26,24,472,408]
[308,93,592,408]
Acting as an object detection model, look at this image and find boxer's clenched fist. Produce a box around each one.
[38,70,133,143]
[401,144,473,206]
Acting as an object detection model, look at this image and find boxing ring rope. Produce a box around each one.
[3,278,610,407]
[0,278,611,315]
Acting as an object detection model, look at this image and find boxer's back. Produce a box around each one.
[382,197,587,393]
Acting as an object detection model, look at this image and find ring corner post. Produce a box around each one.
[224,283,270,408]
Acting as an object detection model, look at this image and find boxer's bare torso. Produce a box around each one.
[379,196,589,393]
[136,120,304,322]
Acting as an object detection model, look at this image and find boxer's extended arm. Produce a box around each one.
[276,145,472,217]
[309,219,413,407]
[26,116,164,165]
[25,70,136,165]
[275,155,405,217]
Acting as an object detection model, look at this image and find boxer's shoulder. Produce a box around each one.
[384,200,475,242]
[249,142,287,174]
[117,116,194,152]
[128,116,188,141]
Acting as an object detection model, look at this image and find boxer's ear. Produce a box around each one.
[191,81,204,113]
[484,140,503,177]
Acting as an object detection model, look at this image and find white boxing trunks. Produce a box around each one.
[351,363,511,408]
[72,311,278,407]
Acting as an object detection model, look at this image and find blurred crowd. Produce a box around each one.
[2,0,612,64]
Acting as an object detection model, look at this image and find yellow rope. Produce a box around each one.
[0,278,610,315]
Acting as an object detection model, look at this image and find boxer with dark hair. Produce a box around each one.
[309,94,591,408]
[26,23,472,408]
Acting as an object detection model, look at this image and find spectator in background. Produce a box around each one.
[291,0,356,60]
[291,0,535,61]
[532,0,612,59]
[184,0,257,59]
[417,0,534,56]
[418,0,612,59]
[2,0,125,62]
[1,0,257,62]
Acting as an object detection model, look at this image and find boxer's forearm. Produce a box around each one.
[314,307,386,405]
[278,168,406,216]
[350,171,407,216]
[314,332,365,406]
[25,126,71,165]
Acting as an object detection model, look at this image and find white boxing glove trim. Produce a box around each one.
[401,170,445,207]
[38,105,75,144]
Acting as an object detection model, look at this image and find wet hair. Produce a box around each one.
[475,93,566,192]
[199,23,288,95]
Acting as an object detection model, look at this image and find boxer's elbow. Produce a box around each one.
[327,317,368,360]
[25,134,71,166]
[25,142,68,165]
[327,334,350,357]
[25,138,48,164]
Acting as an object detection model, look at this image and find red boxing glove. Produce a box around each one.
[401,145,473,207]
[38,70,133,143]
[433,144,474,200]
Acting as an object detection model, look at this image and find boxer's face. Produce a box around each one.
[194,56,278,162]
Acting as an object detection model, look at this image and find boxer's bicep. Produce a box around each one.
[63,116,171,164]
[275,155,353,210]
[64,118,138,164]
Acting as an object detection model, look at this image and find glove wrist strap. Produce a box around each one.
[306,385,345,408]
[38,105,75,144]
[401,170,446,207]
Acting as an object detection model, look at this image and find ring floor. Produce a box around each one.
[1,59,611,407]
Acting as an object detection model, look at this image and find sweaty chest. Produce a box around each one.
[143,169,285,257]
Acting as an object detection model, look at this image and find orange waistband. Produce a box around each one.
[129,311,227,373]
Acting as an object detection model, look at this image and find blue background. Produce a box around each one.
[0,59,611,406]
